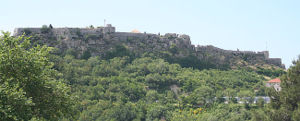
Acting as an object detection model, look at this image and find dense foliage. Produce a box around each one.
[0,33,77,120]
[266,56,300,121]
[50,53,272,120]
[2,33,296,121]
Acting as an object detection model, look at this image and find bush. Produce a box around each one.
[41,25,50,33]
[84,34,98,41]
[81,50,91,59]
[23,28,32,35]
[75,28,82,38]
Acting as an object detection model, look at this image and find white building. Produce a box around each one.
[266,78,281,91]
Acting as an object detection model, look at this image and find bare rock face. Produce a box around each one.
[13,25,285,69]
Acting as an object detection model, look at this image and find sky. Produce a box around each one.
[1,0,299,68]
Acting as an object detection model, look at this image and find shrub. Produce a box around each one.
[41,25,50,33]
[23,28,32,35]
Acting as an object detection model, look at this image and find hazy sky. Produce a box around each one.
[1,0,299,68]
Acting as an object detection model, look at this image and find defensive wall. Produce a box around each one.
[13,24,285,68]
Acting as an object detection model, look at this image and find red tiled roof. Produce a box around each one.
[268,78,281,83]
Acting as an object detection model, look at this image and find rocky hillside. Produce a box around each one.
[13,24,285,69]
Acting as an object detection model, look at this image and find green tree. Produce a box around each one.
[0,33,77,120]
[268,56,300,121]
[257,97,265,108]
[184,86,215,107]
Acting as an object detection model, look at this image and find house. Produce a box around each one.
[266,78,281,91]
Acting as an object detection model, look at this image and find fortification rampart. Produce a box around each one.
[195,45,268,58]
[14,24,115,37]
[195,45,284,68]
[13,24,285,68]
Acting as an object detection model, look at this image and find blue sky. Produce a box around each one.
[1,0,299,68]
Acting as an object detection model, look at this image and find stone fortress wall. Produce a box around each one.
[195,45,283,68]
[13,24,284,68]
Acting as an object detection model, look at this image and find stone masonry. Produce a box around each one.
[13,24,285,68]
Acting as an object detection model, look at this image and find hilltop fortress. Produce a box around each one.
[13,24,285,69]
